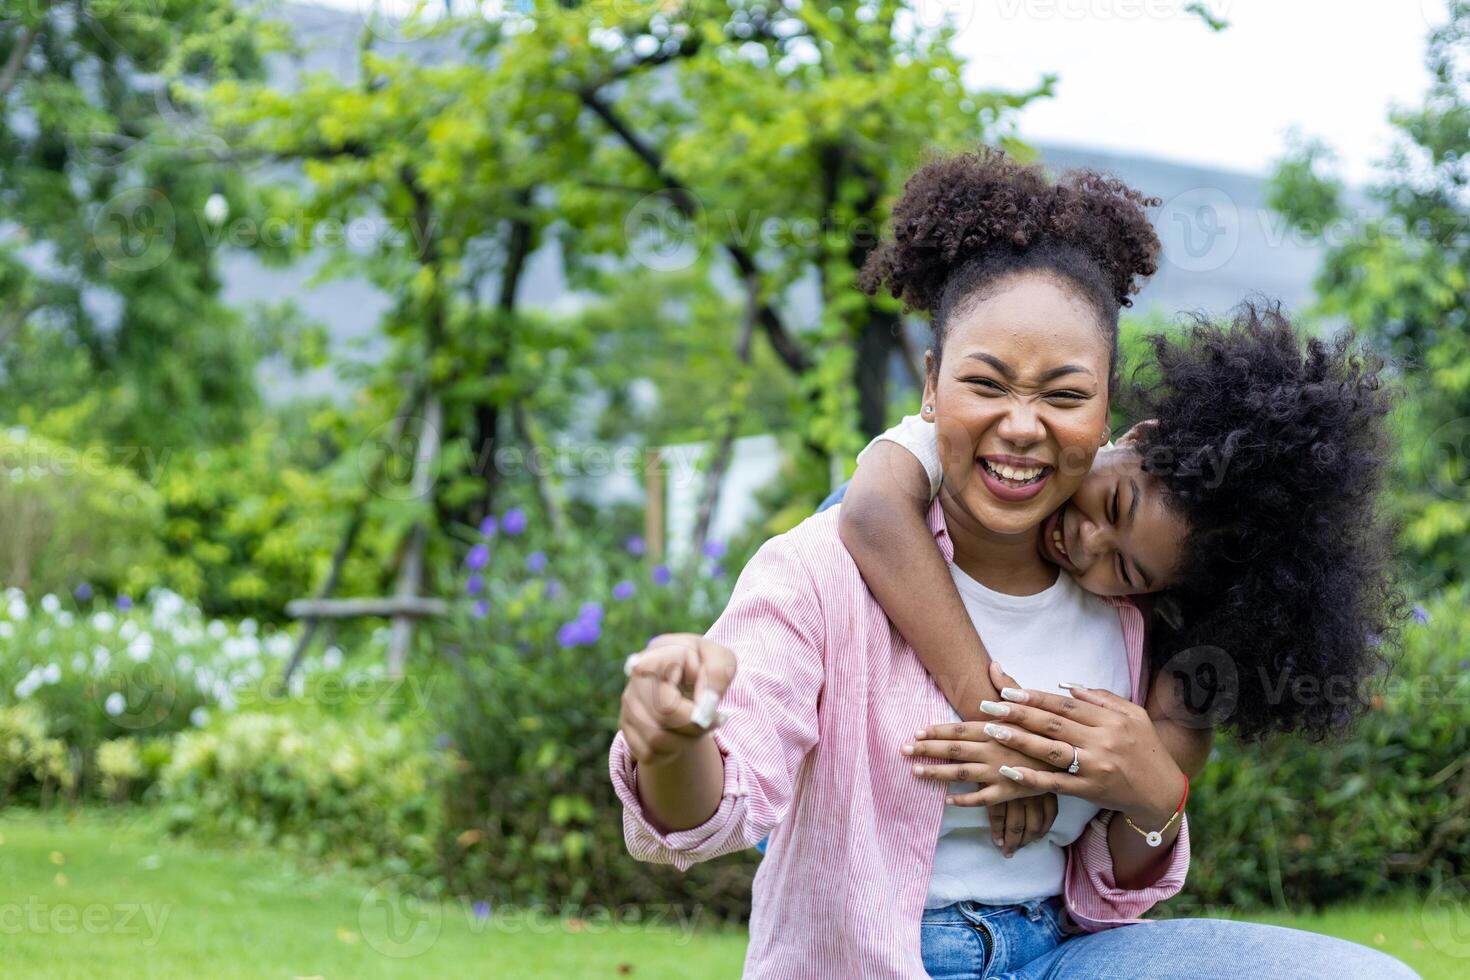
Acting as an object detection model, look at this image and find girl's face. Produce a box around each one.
[1039,435,1188,596]
[924,272,1112,538]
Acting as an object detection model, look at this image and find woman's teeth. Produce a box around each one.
[981,459,1047,487]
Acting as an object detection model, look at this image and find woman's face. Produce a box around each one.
[1039,436,1188,596]
[924,272,1112,538]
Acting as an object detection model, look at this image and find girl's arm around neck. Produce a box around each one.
[838,440,1000,720]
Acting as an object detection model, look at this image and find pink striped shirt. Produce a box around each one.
[609,501,1190,978]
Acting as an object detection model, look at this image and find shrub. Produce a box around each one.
[430,511,759,920]
[160,711,453,878]
[0,703,75,805]
[0,427,163,598]
[0,586,387,794]
[1179,586,1470,912]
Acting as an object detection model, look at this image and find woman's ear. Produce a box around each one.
[1118,418,1160,446]
[921,350,938,420]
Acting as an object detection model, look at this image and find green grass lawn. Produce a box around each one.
[0,808,1460,978]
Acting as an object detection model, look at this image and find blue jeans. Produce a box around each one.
[921,899,1420,979]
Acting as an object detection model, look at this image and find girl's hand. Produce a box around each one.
[975,681,1187,824]
[619,634,735,769]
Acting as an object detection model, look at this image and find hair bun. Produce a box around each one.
[859,148,1161,315]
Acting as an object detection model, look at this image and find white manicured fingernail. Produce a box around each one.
[980,700,1009,717]
[983,723,1010,741]
[1058,681,1086,690]
[691,689,720,729]
[623,653,642,677]
[1000,687,1029,703]
[999,765,1023,782]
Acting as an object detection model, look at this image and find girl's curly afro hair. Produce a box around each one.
[859,148,1161,388]
[1133,301,1405,742]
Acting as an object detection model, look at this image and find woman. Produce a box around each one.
[826,300,1403,858]
[611,150,1416,978]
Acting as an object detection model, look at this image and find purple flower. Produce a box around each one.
[434,733,452,750]
[544,579,564,600]
[466,574,484,596]
[73,583,93,602]
[116,594,133,611]
[556,618,602,648]
[702,539,726,560]
[707,564,725,579]
[1412,603,1431,625]
[502,507,528,536]
[472,599,489,619]
[465,543,491,571]
[578,601,604,623]
[651,564,672,586]
[479,515,498,537]
[625,535,646,557]
[472,900,492,921]
[525,551,548,574]
[612,580,636,601]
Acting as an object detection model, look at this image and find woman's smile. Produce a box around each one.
[977,453,1055,502]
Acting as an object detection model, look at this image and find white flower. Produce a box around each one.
[8,599,27,621]
[266,633,293,658]
[71,655,87,672]
[119,620,139,641]
[322,646,343,670]
[56,611,74,628]
[207,619,227,640]
[40,594,61,615]
[91,612,116,633]
[128,634,154,662]
[239,618,258,637]
[189,707,210,727]
[41,663,61,684]
[176,654,193,673]
[92,646,112,670]
[105,692,126,716]
[0,622,13,639]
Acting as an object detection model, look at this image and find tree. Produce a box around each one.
[0,0,284,451]
[1268,0,1470,588]
[206,1,1047,542]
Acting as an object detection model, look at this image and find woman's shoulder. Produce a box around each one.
[743,506,865,594]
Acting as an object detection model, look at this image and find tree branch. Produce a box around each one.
[579,89,812,375]
[0,26,36,105]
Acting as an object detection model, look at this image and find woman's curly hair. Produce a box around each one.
[1133,301,1406,742]
[859,148,1161,388]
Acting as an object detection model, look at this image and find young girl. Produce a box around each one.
[835,301,1402,850]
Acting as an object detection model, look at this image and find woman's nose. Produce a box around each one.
[996,399,1045,447]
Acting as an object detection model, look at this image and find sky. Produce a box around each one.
[317,1,1446,184]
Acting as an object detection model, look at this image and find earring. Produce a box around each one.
[924,404,934,416]
[1099,429,1111,446]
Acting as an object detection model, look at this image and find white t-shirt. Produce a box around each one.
[926,564,1131,907]
[857,416,1130,906]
